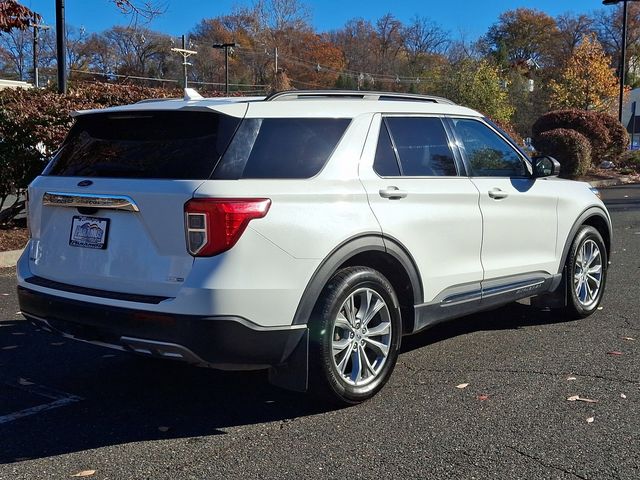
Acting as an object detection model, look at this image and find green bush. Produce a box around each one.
[0,83,180,224]
[618,150,640,173]
[593,111,629,162]
[532,109,609,163]
[533,128,592,178]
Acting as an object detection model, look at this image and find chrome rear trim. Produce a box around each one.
[43,191,140,212]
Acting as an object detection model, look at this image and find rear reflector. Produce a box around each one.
[184,198,271,256]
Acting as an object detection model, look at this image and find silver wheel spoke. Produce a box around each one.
[362,299,385,327]
[359,344,376,378]
[588,264,602,275]
[335,313,353,332]
[337,342,355,374]
[345,295,357,325]
[586,274,601,288]
[333,337,351,357]
[586,249,600,268]
[362,336,389,357]
[350,345,363,382]
[365,322,390,337]
[585,279,593,301]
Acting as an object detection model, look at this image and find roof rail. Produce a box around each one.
[135,97,177,104]
[265,90,456,105]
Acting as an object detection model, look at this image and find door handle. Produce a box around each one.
[379,186,408,200]
[488,188,509,200]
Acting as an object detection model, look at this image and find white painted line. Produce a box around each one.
[0,382,83,425]
[0,396,80,424]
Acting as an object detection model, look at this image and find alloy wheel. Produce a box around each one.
[331,288,393,386]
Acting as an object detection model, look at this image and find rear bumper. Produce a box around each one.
[17,286,307,370]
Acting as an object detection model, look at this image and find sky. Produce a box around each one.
[25,0,611,40]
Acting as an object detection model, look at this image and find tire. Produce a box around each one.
[562,225,608,319]
[308,266,402,405]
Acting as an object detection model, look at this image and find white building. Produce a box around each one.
[0,79,33,90]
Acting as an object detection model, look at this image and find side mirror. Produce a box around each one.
[532,155,561,178]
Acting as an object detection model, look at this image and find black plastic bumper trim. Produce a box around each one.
[18,286,306,368]
[25,276,170,304]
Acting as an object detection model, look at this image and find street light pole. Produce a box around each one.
[212,42,236,95]
[620,0,629,122]
[55,0,66,93]
[603,0,640,122]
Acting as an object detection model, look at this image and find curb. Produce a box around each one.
[0,248,23,268]
[586,178,640,188]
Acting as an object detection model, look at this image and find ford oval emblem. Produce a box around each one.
[77,180,93,187]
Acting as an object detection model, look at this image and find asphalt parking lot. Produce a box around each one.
[0,185,638,480]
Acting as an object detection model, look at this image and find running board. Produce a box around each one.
[412,273,562,333]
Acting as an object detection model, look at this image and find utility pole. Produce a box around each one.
[170,35,197,89]
[55,0,66,93]
[213,42,236,95]
[274,46,278,73]
[30,18,50,88]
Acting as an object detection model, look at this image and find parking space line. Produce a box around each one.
[0,382,83,425]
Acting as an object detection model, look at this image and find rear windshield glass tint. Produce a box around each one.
[44,111,241,179]
[213,118,351,179]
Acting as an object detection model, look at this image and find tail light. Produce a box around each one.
[184,198,271,256]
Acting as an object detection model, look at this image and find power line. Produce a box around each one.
[70,69,267,89]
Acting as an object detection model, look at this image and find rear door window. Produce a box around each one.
[213,118,351,179]
[45,111,241,179]
[384,117,457,176]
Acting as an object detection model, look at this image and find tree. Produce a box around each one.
[0,26,30,79]
[556,13,594,64]
[375,13,403,75]
[550,34,619,112]
[330,18,377,76]
[481,8,559,67]
[402,15,449,77]
[0,0,39,33]
[432,59,514,123]
[593,3,640,80]
[104,26,173,78]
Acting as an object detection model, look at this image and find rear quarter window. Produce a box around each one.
[213,118,351,179]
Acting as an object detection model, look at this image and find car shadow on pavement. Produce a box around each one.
[0,301,569,464]
[401,302,573,354]
[0,319,329,465]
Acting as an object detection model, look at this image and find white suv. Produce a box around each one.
[16,90,612,404]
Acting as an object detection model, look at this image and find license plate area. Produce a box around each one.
[69,215,110,249]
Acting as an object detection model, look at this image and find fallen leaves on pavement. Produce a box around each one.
[566,395,598,403]
[71,470,96,477]
[623,337,635,341]
[586,417,595,423]
[18,378,34,386]
[477,394,490,401]
[455,383,469,389]
[567,376,577,381]
[607,351,623,356]
[621,393,627,399]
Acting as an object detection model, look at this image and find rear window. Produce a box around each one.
[44,111,241,179]
[213,118,351,179]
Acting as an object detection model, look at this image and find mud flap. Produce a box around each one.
[268,328,309,392]
[531,267,567,309]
